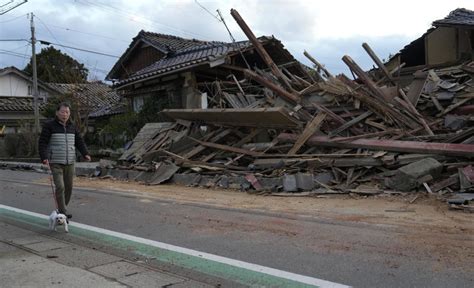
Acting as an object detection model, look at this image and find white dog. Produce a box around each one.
[49,210,69,233]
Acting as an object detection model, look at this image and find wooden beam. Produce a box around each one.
[189,137,262,157]
[278,133,474,157]
[342,55,387,101]
[328,111,372,137]
[362,43,395,85]
[303,50,333,78]
[230,9,294,92]
[183,129,232,159]
[288,112,327,155]
[398,88,434,135]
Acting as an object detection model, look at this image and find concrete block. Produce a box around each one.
[295,173,314,190]
[217,175,230,188]
[283,174,297,192]
[386,158,443,191]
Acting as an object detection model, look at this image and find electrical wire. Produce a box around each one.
[46,24,129,43]
[194,0,221,22]
[75,0,213,40]
[38,40,119,58]
[0,13,27,23]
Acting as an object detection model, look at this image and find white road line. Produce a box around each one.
[0,204,351,288]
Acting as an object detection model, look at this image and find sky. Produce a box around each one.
[1,0,473,82]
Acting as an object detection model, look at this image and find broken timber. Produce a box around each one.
[278,133,474,157]
[161,107,303,128]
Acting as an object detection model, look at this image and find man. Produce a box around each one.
[39,102,91,219]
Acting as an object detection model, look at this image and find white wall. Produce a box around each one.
[0,73,49,98]
[0,73,30,96]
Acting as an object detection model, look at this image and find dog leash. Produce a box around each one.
[45,162,59,211]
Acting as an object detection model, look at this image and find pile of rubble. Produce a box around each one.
[103,9,473,209]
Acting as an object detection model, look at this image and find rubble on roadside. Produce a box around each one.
[98,9,473,210]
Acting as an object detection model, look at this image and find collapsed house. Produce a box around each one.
[103,8,474,209]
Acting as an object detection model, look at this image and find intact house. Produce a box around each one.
[385,8,474,83]
[105,30,309,113]
[0,66,123,135]
[0,66,55,134]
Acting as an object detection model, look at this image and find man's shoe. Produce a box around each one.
[66,214,72,219]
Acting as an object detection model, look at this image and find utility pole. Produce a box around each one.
[30,12,39,134]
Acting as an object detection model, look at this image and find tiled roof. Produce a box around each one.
[0,97,46,112]
[433,8,474,27]
[141,31,213,53]
[107,30,222,80]
[113,38,262,86]
[47,83,122,118]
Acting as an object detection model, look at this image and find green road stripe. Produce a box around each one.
[0,205,350,288]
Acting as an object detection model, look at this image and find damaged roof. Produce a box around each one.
[47,82,123,118]
[107,30,296,87]
[432,8,474,27]
[107,30,224,81]
[115,39,257,86]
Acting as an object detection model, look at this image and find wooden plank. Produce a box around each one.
[365,119,387,131]
[430,174,459,192]
[362,42,395,84]
[162,107,302,128]
[328,111,373,137]
[406,70,428,105]
[288,112,327,155]
[341,55,387,101]
[183,129,232,159]
[278,133,474,157]
[399,88,434,135]
[189,137,262,157]
[436,93,474,117]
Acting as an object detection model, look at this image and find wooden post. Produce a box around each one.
[362,43,395,85]
[303,50,333,79]
[230,9,294,92]
[342,55,386,101]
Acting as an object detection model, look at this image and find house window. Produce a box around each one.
[28,85,32,95]
[133,96,145,112]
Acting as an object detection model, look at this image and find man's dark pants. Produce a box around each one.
[50,164,75,214]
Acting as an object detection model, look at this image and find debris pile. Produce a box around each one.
[108,9,473,204]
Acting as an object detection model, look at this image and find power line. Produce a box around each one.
[0,51,29,58]
[0,39,30,42]
[75,0,213,40]
[38,40,119,58]
[195,0,221,22]
[34,15,79,59]
[46,24,129,43]
[0,13,27,23]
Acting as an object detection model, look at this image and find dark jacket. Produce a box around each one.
[38,117,89,164]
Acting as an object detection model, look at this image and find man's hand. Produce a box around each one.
[42,159,49,166]
[84,155,91,162]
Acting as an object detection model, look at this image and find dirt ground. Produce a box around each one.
[72,177,473,233]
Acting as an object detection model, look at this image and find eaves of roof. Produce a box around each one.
[112,39,262,88]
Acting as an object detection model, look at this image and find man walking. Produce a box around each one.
[39,102,91,219]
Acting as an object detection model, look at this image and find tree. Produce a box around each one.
[24,46,89,83]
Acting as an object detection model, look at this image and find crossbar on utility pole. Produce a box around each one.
[30,12,40,134]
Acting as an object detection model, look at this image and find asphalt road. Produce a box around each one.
[0,169,472,288]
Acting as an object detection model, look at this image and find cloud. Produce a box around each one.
[1,0,473,81]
